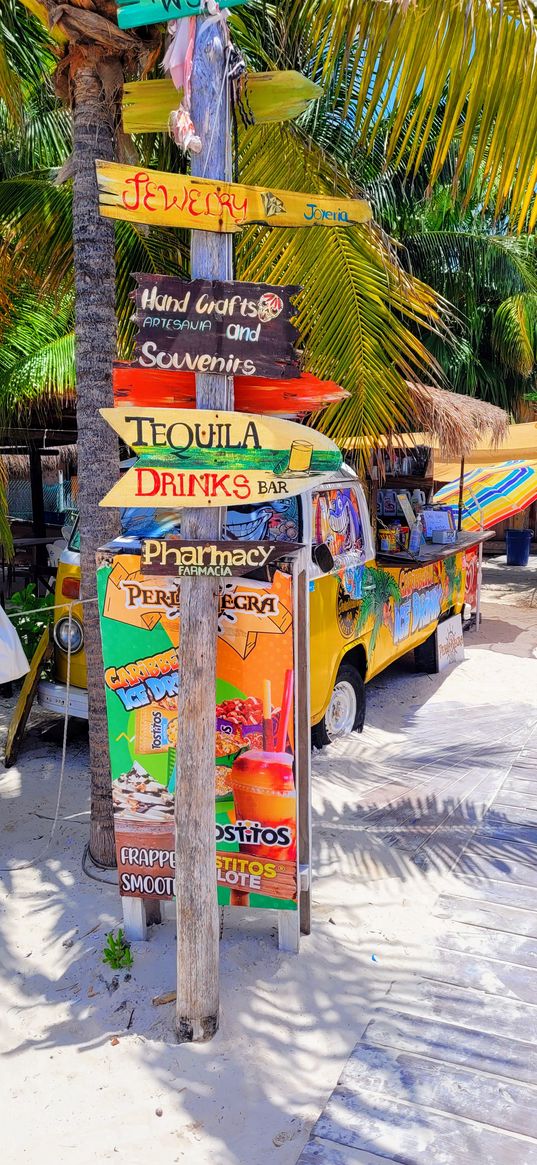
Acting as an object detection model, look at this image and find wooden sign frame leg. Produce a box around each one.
[122,896,148,941]
[296,561,312,936]
[122,896,162,941]
[277,558,310,953]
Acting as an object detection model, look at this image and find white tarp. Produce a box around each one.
[0,606,30,683]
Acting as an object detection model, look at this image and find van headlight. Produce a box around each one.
[54,617,84,654]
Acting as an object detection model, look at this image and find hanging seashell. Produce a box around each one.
[169,105,202,154]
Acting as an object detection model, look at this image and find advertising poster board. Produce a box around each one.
[96,548,298,913]
[436,612,465,672]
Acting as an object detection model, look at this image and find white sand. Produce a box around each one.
[1,580,536,1165]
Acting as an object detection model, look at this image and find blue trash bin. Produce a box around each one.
[506,528,532,566]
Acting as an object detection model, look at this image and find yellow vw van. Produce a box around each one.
[39,470,478,742]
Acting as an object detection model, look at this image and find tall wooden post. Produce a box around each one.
[175,15,232,1042]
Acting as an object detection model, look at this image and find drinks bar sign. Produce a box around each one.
[99,407,342,508]
[133,275,301,379]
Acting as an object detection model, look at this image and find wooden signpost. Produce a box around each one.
[98,405,342,508]
[116,0,245,29]
[132,275,300,379]
[95,2,367,1045]
[140,538,300,577]
[95,161,372,233]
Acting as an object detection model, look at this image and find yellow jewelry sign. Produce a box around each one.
[99,406,342,509]
[95,161,372,234]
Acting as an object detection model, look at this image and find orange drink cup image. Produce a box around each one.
[230,750,296,862]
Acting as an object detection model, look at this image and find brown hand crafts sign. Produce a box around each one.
[99,407,342,508]
[95,161,372,233]
[140,539,301,578]
[133,275,301,379]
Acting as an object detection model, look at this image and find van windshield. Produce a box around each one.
[68,522,80,552]
[67,501,302,549]
[119,500,301,543]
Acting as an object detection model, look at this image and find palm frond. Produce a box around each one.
[292,0,537,231]
[0,174,73,291]
[114,220,188,357]
[236,123,448,449]
[0,26,24,128]
[492,294,537,378]
[404,232,537,298]
[0,290,75,419]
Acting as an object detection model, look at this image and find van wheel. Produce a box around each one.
[414,629,438,673]
[312,664,366,748]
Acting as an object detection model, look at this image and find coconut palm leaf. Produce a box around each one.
[0,98,71,178]
[356,565,401,653]
[236,122,448,447]
[114,219,188,356]
[492,295,537,378]
[0,175,74,292]
[0,291,75,418]
[404,232,537,298]
[292,0,537,232]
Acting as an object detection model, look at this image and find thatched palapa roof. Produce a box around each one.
[406,382,510,460]
[1,444,78,480]
[346,384,509,462]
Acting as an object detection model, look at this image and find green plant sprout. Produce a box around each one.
[6,584,54,661]
[102,928,133,970]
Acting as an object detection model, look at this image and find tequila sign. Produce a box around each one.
[133,275,300,379]
[140,539,301,577]
[96,161,372,234]
[99,407,342,508]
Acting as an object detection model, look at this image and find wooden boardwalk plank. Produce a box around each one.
[493,791,537,809]
[364,1010,537,1084]
[313,1086,537,1164]
[297,1137,402,1165]
[445,877,537,909]
[434,895,537,938]
[455,850,537,887]
[439,923,537,968]
[501,778,537,794]
[478,822,537,845]
[341,1043,537,1138]
[384,977,537,1043]
[422,947,537,1003]
[485,807,537,827]
[297,706,537,1165]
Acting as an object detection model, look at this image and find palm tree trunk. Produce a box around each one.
[72,64,120,867]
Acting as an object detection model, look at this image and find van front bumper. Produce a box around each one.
[38,680,89,719]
